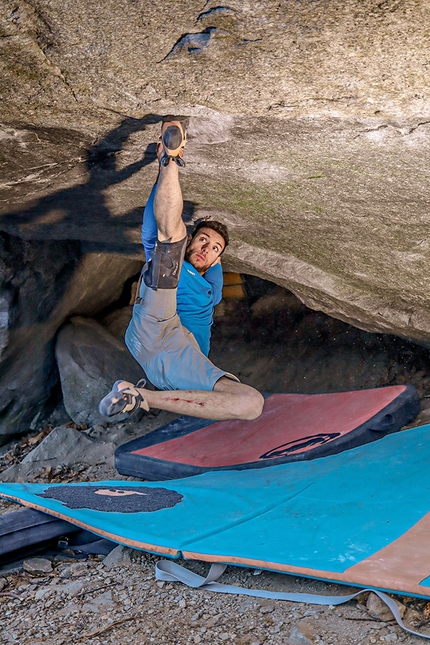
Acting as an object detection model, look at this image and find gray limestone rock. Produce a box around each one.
[0,424,115,481]
[102,545,134,570]
[23,557,53,575]
[0,0,430,349]
[56,316,144,426]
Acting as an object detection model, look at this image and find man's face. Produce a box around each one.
[185,227,225,274]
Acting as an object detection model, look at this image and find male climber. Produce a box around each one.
[99,118,264,422]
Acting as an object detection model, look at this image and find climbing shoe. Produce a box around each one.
[99,380,149,419]
[159,116,188,167]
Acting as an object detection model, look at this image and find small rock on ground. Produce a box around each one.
[23,557,53,574]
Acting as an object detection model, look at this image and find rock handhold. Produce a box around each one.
[56,316,144,426]
[161,27,219,61]
[197,7,235,23]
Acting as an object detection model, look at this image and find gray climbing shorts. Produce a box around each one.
[125,265,238,391]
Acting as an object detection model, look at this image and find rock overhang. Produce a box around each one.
[1,110,430,345]
[1,0,430,345]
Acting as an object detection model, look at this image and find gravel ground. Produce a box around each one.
[2,544,430,645]
[3,287,430,644]
[1,545,430,645]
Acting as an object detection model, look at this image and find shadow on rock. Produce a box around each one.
[0,115,162,254]
[0,115,168,441]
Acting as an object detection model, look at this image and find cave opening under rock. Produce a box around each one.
[98,269,430,416]
[1,234,430,443]
[210,274,430,406]
[2,261,430,484]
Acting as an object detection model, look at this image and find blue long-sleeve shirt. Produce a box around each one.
[142,185,223,356]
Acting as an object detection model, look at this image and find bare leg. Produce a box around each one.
[101,121,264,423]
[117,377,264,421]
[153,142,186,243]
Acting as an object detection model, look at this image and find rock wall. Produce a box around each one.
[0,231,142,440]
[2,0,429,337]
[1,0,430,435]
[0,233,81,439]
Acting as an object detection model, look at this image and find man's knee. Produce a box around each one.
[214,378,264,420]
[144,236,187,290]
[240,389,264,421]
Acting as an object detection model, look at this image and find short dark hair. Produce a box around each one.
[192,220,229,253]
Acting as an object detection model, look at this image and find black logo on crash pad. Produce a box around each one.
[260,433,341,459]
[36,485,183,513]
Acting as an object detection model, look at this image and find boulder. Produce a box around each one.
[21,425,95,465]
[1,0,430,439]
[98,306,134,341]
[0,233,81,443]
[1,0,430,346]
[56,316,144,426]
[0,418,146,482]
[0,231,142,441]
[52,254,142,321]
[0,425,115,482]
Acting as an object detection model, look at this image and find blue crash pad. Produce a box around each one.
[1,423,430,598]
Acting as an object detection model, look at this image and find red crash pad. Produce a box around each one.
[115,385,419,480]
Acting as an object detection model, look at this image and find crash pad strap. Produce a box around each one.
[155,560,430,641]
